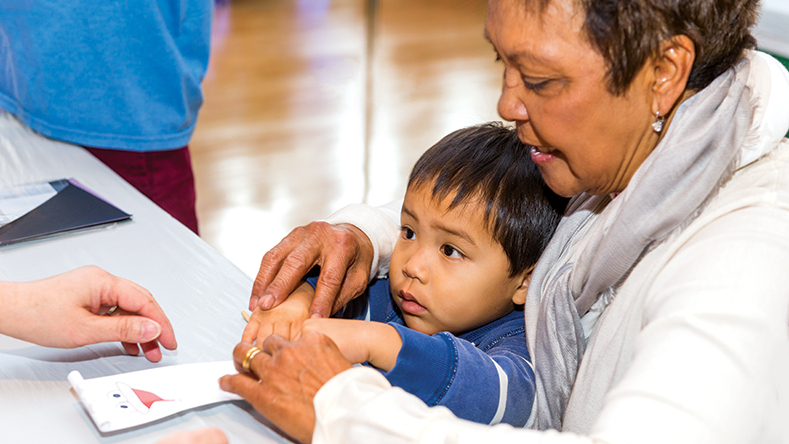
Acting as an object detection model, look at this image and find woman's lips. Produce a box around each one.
[398,291,426,315]
[529,145,557,166]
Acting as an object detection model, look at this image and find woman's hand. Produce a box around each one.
[220,335,353,444]
[0,266,177,362]
[250,222,374,318]
[154,428,227,444]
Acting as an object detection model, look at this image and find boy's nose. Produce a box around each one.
[402,249,428,283]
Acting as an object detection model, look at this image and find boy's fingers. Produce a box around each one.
[241,317,261,344]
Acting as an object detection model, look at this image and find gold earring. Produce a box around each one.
[652,110,664,133]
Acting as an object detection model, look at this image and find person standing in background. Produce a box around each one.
[0,0,212,233]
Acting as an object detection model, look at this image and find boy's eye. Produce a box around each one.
[440,245,463,259]
[401,227,415,240]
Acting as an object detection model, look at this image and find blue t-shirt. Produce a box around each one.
[0,0,211,151]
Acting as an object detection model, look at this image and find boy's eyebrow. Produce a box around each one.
[401,205,418,222]
[435,221,477,247]
[402,204,477,246]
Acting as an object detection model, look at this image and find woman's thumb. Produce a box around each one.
[91,315,162,345]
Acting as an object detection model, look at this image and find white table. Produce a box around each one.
[0,112,291,443]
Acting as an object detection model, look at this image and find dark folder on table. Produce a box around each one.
[0,179,131,247]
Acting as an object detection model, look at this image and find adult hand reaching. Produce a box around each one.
[154,427,227,444]
[0,266,177,362]
[220,335,352,444]
[250,222,374,318]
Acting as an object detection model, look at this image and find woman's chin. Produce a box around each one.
[539,171,583,198]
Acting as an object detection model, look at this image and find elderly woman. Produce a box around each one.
[221,0,789,442]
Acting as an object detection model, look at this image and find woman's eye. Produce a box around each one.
[522,78,548,91]
[441,245,462,258]
[402,227,415,240]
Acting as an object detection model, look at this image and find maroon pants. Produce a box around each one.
[86,146,199,234]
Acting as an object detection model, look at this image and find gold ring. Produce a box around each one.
[242,346,262,373]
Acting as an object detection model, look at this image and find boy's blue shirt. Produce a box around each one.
[307,276,536,427]
[0,0,211,151]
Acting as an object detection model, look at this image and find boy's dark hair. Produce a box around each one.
[408,122,568,277]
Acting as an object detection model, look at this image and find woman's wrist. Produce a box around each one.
[0,280,24,339]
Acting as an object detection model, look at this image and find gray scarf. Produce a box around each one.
[525,56,755,430]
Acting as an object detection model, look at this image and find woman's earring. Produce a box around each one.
[652,111,664,133]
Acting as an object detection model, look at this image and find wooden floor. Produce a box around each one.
[191,0,503,278]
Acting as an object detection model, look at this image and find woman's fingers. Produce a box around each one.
[310,224,375,318]
[232,341,260,374]
[251,224,324,311]
[139,340,163,363]
[100,305,163,362]
[222,334,353,444]
[102,272,177,351]
[250,222,375,317]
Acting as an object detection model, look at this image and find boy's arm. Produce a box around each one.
[301,318,402,370]
[383,324,535,427]
[242,281,315,344]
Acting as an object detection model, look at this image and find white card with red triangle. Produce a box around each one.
[68,361,242,433]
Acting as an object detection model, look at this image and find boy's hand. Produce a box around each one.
[242,282,314,344]
[301,318,402,371]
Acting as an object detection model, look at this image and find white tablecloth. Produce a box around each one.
[0,112,290,443]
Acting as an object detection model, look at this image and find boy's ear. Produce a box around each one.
[511,271,532,305]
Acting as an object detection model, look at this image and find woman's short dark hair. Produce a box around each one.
[562,0,760,94]
[408,122,568,277]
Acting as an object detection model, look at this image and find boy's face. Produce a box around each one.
[389,184,530,336]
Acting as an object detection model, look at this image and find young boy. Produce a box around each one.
[243,122,566,427]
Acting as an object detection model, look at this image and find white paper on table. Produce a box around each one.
[0,182,58,227]
[68,361,243,433]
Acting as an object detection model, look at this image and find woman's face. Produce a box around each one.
[486,0,658,197]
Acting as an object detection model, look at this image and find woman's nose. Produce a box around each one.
[497,70,529,122]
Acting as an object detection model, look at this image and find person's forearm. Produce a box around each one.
[301,319,402,369]
[0,280,24,340]
[361,322,402,371]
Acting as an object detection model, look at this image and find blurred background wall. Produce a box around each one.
[190,0,789,279]
[191,0,501,278]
